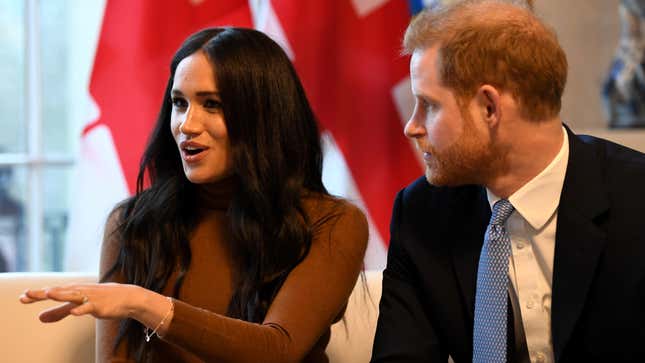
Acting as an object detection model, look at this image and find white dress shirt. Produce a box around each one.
[487,127,569,363]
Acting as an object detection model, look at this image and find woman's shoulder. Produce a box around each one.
[301,194,368,267]
[302,193,362,218]
[99,197,134,279]
[302,194,368,237]
[104,196,134,235]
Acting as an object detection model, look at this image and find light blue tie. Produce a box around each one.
[473,199,515,363]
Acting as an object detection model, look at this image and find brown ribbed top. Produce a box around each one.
[97,178,368,363]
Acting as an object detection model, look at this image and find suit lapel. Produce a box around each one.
[551,127,609,361]
[451,186,490,321]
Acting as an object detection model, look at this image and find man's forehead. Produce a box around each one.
[410,47,440,86]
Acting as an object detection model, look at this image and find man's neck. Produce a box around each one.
[486,118,564,198]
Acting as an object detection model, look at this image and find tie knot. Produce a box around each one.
[490,199,514,226]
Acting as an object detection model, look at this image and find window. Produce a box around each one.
[0,0,105,271]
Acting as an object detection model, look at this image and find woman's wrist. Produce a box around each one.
[124,284,149,319]
[125,284,146,319]
[127,285,174,337]
[149,297,174,339]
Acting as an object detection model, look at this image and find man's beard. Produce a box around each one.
[425,118,508,187]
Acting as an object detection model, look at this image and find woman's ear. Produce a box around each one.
[476,85,502,128]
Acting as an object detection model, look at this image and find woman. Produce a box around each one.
[21,27,368,363]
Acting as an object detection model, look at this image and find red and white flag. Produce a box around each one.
[65,0,421,272]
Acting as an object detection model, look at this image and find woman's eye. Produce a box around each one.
[171,97,188,108]
[204,99,222,110]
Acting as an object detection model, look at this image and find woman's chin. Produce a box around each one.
[184,172,231,184]
[186,175,209,184]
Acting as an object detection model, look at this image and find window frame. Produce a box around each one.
[0,0,76,271]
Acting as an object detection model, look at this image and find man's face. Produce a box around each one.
[405,46,500,186]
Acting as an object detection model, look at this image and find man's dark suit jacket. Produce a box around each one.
[371,127,645,362]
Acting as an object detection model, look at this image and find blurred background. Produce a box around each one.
[0,0,643,273]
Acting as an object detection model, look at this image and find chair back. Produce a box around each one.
[326,270,383,363]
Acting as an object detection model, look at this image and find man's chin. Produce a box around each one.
[425,168,467,187]
[425,168,447,186]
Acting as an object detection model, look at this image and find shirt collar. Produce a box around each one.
[487,126,569,230]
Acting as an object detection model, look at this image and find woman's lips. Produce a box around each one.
[182,148,208,163]
[179,140,209,163]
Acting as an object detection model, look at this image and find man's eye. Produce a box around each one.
[425,101,438,113]
[171,97,187,108]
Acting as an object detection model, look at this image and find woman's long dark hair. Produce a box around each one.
[101,27,328,360]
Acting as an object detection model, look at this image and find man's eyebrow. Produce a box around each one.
[414,92,437,104]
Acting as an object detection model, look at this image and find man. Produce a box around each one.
[371,1,645,362]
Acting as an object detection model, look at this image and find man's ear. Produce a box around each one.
[475,85,502,128]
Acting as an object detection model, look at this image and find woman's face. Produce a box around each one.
[170,51,233,184]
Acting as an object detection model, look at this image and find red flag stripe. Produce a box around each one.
[272,0,421,243]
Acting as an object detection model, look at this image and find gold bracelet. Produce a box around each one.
[144,296,174,342]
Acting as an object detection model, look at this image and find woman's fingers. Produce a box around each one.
[45,288,86,304]
[38,302,77,323]
[21,285,85,303]
[19,293,37,304]
[30,287,92,322]
[20,283,102,322]
[20,288,50,303]
[21,282,135,321]
[70,301,94,316]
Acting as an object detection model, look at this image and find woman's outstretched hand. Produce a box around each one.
[20,282,174,338]
[19,283,143,323]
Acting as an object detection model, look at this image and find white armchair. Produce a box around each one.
[327,270,383,363]
[0,270,383,363]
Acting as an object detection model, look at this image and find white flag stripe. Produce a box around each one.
[250,0,296,60]
[392,77,414,126]
[321,132,387,270]
[392,77,425,169]
[64,124,129,272]
[351,0,390,17]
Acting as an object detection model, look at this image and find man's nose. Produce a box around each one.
[404,116,425,139]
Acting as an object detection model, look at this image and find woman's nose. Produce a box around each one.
[179,107,201,135]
